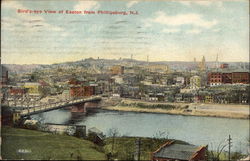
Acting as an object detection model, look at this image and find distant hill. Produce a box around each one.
[2,64,42,73]
[2,58,249,74]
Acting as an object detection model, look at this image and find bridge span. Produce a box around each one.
[5,96,102,118]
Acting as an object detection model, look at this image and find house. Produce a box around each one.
[39,123,86,137]
[152,141,207,161]
[88,127,105,145]
[111,75,124,84]
[175,77,185,86]
[190,76,201,89]
[23,82,41,96]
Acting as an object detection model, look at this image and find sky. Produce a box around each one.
[1,0,249,64]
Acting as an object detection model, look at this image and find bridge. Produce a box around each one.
[16,96,101,116]
[2,95,102,124]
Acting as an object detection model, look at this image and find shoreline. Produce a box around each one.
[101,98,249,119]
[102,106,249,119]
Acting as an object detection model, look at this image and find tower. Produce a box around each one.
[199,56,206,71]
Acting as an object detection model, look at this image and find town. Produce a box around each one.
[1,57,249,161]
[1,56,249,107]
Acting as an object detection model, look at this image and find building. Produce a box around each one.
[208,68,249,86]
[23,82,41,96]
[232,70,249,84]
[152,141,207,161]
[111,65,124,75]
[1,65,8,86]
[84,86,95,96]
[146,64,169,74]
[70,86,84,98]
[175,77,185,86]
[190,76,201,89]
[199,56,206,71]
[69,85,95,98]
[111,75,124,84]
[39,123,86,137]
[88,127,104,145]
[9,87,27,96]
[220,63,229,69]
[68,77,96,97]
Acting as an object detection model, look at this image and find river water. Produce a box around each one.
[31,108,249,153]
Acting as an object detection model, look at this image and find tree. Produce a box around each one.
[151,130,170,151]
[207,141,228,161]
[106,128,120,155]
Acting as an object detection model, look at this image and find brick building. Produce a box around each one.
[232,71,249,84]
[110,65,124,75]
[70,86,85,98]
[208,68,249,86]
[69,78,95,98]
[152,141,207,161]
[9,87,27,96]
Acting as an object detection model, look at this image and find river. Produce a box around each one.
[31,108,249,153]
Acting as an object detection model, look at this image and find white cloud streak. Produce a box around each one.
[127,1,139,8]
[162,28,180,33]
[186,28,202,34]
[152,11,217,29]
[2,0,25,9]
[74,1,100,11]
[179,1,223,7]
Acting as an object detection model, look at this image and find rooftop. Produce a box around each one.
[209,68,249,73]
[153,141,206,160]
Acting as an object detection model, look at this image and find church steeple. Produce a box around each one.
[199,56,206,71]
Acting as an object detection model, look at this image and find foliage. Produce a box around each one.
[207,141,228,161]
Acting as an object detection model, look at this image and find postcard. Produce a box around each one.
[1,0,249,160]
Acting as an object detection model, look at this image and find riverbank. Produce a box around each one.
[102,98,249,119]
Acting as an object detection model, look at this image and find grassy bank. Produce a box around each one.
[1,126,106,160]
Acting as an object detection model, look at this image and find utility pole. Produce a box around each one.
[228,135,232,161]
[134,138,141,161]
[138,138,141,161]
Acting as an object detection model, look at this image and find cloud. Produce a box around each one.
[162,28,180,33]
[2,1,65,33]
[2,0,25,10]
[186,28,202,34]
[193,1,212,6]
[127,1,139,8]
[212,28,221,33]
[179,1,191,6]
[179,1,223,7]
[152,11,217,29]
[74,1,100,11]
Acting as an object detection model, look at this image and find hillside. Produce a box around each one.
[1,126,106,160]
